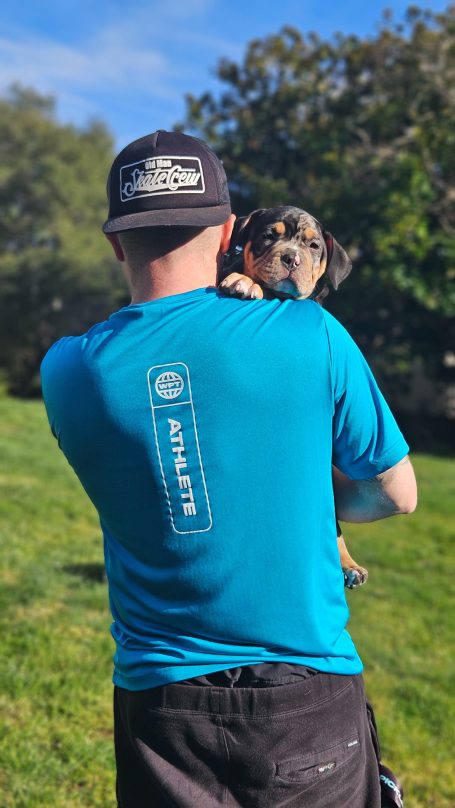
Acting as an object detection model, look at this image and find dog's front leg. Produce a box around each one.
[337,533,369,588]
[219,272,264,300]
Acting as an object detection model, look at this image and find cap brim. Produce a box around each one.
[102,204,231,233]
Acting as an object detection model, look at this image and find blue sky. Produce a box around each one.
[0,0,449,149]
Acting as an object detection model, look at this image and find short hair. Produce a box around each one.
[117,226,206,273]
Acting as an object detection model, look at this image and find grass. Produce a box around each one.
[346,454,455,807]
[0,389,454,807]
[0,391,114,807]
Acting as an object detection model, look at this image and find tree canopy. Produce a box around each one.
[0,85,125,396]
[0,5,454,420]
[182,5,455,415]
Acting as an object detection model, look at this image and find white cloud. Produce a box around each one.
[0,0,234,90]
[0,1,241,138]
[0,30,172,95]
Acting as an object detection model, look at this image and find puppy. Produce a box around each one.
[220,205,368,588]
[220,205,352,301]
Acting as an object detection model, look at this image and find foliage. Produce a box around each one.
[0,389,454,805]
[0,85,127,397]
[181,5,455,410]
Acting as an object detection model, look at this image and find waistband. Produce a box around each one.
[117,670,361,717]
[183,662,319,687]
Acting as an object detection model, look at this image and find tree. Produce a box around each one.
[0,85,126,396]
[181,5,455,419]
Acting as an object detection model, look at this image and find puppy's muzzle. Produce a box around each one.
[280,250,301,271]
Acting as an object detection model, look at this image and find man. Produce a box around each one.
[41,130,417,807]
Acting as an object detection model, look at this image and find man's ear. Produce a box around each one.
[322,230,352,290]
[220,214,237,254]
[105,233,125,262]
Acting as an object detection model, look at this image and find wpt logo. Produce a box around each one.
[148,362,212,534]
[155,371,184,400]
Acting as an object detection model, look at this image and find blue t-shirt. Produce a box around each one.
[41,287,409,690]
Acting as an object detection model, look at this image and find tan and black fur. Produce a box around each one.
[220,205,352,302]
[220,205,367,588]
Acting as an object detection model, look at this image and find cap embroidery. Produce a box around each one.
[120,155,205,201]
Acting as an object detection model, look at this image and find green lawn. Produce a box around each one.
[0,390,454,807]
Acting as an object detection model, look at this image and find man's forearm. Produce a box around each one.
[333,457,417,523]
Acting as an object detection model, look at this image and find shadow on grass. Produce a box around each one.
[64,563,106,583]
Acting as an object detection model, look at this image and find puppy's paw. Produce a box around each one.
[219,273,263,300]
[343,566,369,589]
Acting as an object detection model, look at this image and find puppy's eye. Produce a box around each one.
[309,240,321,250]
[263,229,277,241]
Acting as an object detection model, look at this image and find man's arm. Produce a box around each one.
[333,456,417,523]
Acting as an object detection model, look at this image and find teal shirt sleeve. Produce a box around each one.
[322,309,409,480]
[40,335,87,447]
[40,338,71,439]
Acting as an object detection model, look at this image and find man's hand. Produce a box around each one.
[333,456,417,523]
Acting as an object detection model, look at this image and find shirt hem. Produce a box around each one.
[113,656,364,691]
[342,437,410,481]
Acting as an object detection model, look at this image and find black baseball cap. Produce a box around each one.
[102,130,231,233]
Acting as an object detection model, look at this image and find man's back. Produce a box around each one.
[41,287,408,691]
[39,130,416,806]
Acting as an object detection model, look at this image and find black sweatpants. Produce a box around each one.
[114,664,382,807]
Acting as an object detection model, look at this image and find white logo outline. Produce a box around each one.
[155,371,184,400]
[120,155,205,202]
[147,362,212,535]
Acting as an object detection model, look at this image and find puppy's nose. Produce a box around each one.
[281,250,301,271]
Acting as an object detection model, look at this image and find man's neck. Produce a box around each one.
[130,276,210,304]
[128,252,221,304]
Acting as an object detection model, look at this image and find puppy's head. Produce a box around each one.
[228,206,351,300]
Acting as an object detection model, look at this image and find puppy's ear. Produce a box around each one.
[322,230,352,290]
[229,209,267,252]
